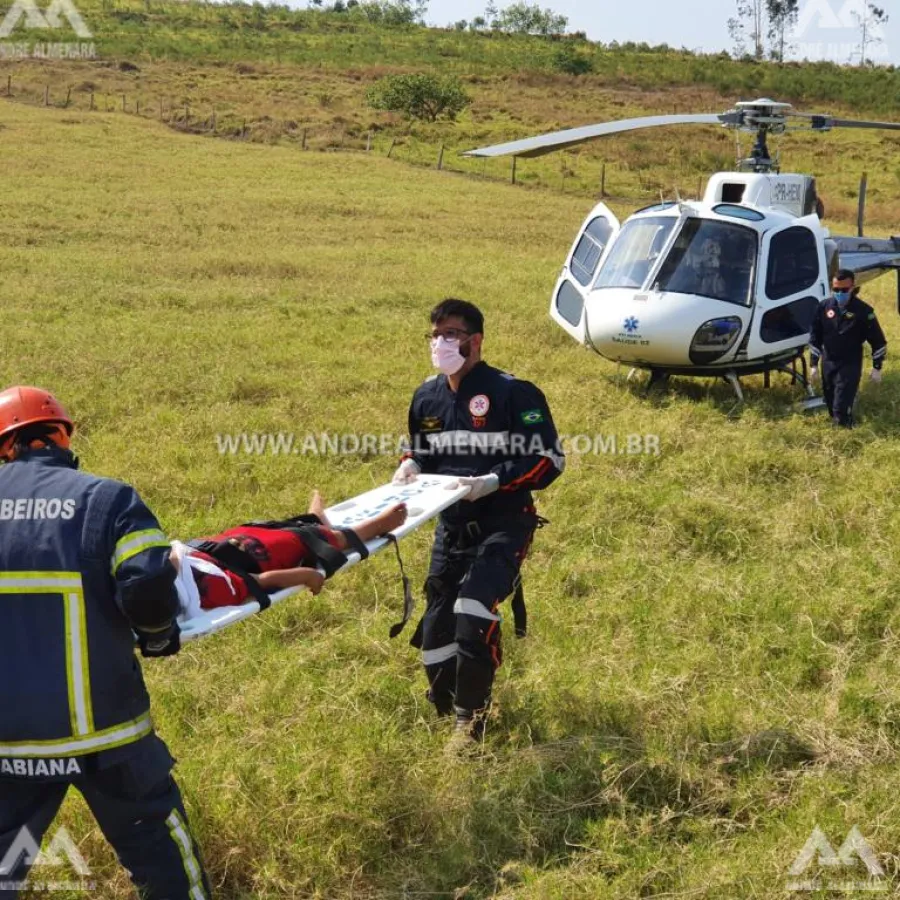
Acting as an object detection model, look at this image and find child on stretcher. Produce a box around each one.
[170,492,408,617]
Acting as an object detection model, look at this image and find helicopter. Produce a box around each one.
[464,99,900,402]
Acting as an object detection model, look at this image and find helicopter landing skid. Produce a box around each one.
[717,358,827,409]
[722,371,744,402]
[776,358,828,412]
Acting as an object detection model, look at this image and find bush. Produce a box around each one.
[366,73,470,121]
[552,44,593,75]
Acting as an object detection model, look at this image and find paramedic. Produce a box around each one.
[0,386,211,900]
[809,269,887,427]
[392,299,564,748]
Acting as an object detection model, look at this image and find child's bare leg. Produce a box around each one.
[308,490,333,528]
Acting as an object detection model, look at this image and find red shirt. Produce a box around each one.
[191,525,342,610]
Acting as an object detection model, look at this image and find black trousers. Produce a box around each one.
[822,360,862,427]
[418,512,536,714]
[0,736,210,900]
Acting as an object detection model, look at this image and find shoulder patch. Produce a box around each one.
[521,409,545,425]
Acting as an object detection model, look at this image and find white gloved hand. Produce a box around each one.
[458,473,500,502]
[809,366,819,383]
[870,368,883,384]
[392,458,421,485]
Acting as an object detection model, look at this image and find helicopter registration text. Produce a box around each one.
[771,180,803,204]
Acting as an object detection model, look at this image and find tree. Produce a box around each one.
[366,73,470,122]
[728,0,765,59]
[354,0,428,26]
[766,0,798,62]
[852,2,888,66]
[493,2,567,35]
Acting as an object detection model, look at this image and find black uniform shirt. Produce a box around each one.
[404,361,564,522]
[809,295,887,369]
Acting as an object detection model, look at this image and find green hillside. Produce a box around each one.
[3,0,900,232]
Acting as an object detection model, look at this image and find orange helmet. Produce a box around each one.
[0,386,74,462]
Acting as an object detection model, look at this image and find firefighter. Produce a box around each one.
[809,269,887,427]
[393,299,564,748]
[0,386,210,900]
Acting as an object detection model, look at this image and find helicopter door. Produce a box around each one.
[745,217,828,362]
[550,202,620,343]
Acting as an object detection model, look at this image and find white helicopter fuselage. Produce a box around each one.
[551,172,833,375]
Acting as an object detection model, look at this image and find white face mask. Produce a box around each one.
[431,336,466,376]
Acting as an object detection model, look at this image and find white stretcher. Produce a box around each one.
[175,475,471,643]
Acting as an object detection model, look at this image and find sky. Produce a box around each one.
[422,0,900,66]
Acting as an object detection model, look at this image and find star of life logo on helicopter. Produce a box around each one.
[0,0,96,60]
[791,0,890,63]
[786,825,886,893]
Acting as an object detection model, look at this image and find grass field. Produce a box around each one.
[5,83,900,898]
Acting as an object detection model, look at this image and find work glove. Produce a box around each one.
[458,473,500,502]
[870,369,883,384]
[392,458,421,485]
[136,622,181,658]
[809,366,819,383]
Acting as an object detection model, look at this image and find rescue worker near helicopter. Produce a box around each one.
[392,299,564,748]
[0,386,211,900]
[809,269,887,427]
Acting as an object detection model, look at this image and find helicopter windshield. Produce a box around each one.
[593,216,676,290]
[652,218,757,306]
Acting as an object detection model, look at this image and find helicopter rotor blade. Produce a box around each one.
[788,112,900,132]
[462,113,735,159]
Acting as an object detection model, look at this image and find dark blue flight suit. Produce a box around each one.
[405,362,564,715]
[809,294,887,427]
[0,449,210,900]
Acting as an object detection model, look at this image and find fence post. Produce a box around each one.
[6,75,10,97]
[89,91,95,111]
[44,85,49,106]
[64,87,71,108]
[211,109,216,133]
[241,119,247,138]
[184,102,189,125]
[366,131,372,152]
[600,163,606,198]
[437,145,444,170]
[301,128,307,150]
[159,98,163,119]
[511,156,517,185]
[136,98,140,116]
[387,138,396,158]
[122,93,127,112]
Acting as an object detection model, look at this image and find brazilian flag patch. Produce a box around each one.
[521,409,544,425]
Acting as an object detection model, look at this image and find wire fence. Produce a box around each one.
[2,75,711,202]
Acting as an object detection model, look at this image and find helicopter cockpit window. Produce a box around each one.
[766,227,820,300]
[592,216,676,290]
[652,218,757,307]
[571,217,614,287]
